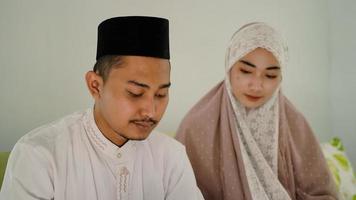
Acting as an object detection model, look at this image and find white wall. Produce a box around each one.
[328,0,356,164]
[0,0,333,151]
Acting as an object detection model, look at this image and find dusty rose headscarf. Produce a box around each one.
[176,22,338,200]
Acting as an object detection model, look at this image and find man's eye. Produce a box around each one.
[127,90,143,97]
[155,93,167,98]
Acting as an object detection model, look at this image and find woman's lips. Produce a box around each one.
[245,94,262,102]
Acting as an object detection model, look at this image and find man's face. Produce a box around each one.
[88,56,170,146]
[230,48,281,109]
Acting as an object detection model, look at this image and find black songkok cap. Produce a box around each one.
[96,16,170,60]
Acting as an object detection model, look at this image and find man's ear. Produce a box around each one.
[85,71,103,100]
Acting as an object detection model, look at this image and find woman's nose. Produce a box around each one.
[249,77,263,92]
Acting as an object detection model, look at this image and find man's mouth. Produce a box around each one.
[130,119,157,130]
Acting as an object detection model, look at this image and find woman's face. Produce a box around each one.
[230,47,282,109]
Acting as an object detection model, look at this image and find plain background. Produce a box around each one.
[0,0,355,164]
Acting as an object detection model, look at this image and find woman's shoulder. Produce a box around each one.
[280,94,308,125]
[181,82,225,124]
[279,94,318,145]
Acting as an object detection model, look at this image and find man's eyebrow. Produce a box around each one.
[127,80,171,89]
[159,82,171,89]
[127,80,149,88]
[240,60,280,70]
[266,66,280,70]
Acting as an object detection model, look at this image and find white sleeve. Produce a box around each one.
[165,146,204,200]
[0,142,54,200]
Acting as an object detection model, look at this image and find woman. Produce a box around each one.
[176,22,338,200]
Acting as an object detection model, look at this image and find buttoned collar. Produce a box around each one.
[83,108,137,164]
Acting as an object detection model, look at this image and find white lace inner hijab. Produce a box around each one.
[224,22,291,200]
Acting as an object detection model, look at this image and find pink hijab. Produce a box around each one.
[176,23,338,200]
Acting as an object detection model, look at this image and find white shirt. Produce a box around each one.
[0,109,203,200]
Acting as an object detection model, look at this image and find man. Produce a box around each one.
[0,16,203,200]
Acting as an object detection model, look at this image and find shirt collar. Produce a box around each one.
[83,108,137,162]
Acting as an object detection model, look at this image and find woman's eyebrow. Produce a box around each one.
[240,60,280,70]
[239,60,255,68]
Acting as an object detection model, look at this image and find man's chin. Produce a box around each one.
[128,137,148,141]
[125,122,158,141]
[130,129,154,141]
[127,133,151,141]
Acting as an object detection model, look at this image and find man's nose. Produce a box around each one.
[140,97,156,119]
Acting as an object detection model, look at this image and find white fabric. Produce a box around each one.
[0,109,203,200]
[225,22,288,72]
[224,22,292,200]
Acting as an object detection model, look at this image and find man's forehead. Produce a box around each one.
[114,56,169,72]
[108,61,170,88]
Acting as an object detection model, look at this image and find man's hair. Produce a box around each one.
[93,55,123,82]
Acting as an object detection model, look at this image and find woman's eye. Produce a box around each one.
[266,74,277,79]
[240,69,251,74]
